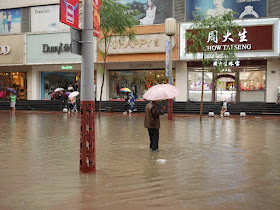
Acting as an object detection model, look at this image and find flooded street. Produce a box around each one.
[0,111,280,209]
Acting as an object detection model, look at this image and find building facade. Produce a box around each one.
[179,18,280,103]
[0,0,279,103]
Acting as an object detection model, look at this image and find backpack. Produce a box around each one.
[220,101,223,106]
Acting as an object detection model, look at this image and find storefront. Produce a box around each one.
[0,34,26,100]
[96,24,179,101]
[26,32,83,100]
[180,18,280,102]
[187,60,266,102]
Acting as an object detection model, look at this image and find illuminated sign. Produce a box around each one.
[61,65,73,70]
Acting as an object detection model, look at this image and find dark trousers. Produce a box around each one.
[148,128,159,150]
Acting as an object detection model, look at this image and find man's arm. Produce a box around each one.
[151,105,165,117]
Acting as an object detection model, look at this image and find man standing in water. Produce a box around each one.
[144,100,165,152]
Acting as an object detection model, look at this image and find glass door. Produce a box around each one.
[215,73,236,102]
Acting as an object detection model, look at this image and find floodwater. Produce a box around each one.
[0,111,280,209]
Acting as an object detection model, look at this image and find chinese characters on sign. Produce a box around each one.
[213,60,240,67]
[213,60,240,72]
[60,0,79,29]
[206,28,251,51]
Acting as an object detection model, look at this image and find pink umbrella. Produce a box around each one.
[143,84,181,101]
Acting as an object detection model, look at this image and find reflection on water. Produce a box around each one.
[0,111,280,209]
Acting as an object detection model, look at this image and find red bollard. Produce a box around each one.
[168,99,173,120]
[80,101,96,172]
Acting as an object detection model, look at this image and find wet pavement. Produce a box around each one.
[0,111,280,209]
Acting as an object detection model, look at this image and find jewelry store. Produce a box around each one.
[180,18,280,102]
[0,34,27,100]
[96,24,179,101]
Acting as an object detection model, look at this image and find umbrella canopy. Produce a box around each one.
[54,87,64,92]
[64,91,72,96]
[219,94,230,101]
[143,84,181,101]
[68,91,79,98]
[120,88,131,92]
[5,87,17,94]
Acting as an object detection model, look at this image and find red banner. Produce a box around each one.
[60,0,79,29]
[93,0,101,38]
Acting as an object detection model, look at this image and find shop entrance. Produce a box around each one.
[0,72,27,100]
[215,73,236,102]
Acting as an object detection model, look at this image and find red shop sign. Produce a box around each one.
[187,25,273,52]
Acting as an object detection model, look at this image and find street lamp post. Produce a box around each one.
[165,18,176,120]
[80,0,95,172]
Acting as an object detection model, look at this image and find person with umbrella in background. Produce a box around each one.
[219,94,229,117]
[10,92,17,114]
[120,88,132,114]
[60,90,66,111]
[68,91,79,113]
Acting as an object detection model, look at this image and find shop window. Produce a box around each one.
[109,70,175,99]
[0,72,27,100]
[239,70,265,102]
[188,71,212,102]
[215,73,236,102]
[239,71,265,90]
[42,72,80,100]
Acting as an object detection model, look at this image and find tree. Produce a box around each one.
[185,11,241,121]
[98,0,138,117]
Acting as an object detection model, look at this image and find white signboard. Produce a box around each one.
[98,34,176,55]
[31,5,70,32]
[26,33,81,64]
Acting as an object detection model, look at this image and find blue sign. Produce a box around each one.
[186,0,266,20]
[0,8,21,34]
[165,40,169,77]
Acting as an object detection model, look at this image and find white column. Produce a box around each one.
[175,61,188,102]
[27,68,40,100]
[266,58,280,102]
[96,69,109,101]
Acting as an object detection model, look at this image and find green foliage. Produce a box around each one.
[100,0,138,55]
[97,66,104,74]
[185,10,242,73]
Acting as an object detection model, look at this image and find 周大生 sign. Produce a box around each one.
[180,18,280,60]
[188,25,273,52]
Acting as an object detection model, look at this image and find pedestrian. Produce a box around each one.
[123,93,130,114]
[60,91,66,111]
[68,84,74,92]
[129,92,137,113]
[276,86,280,105]
[67,98,73,113]
[144,100,165,152]
[70,96,78,113]
[220,100,227,117]
[10,92,17,114]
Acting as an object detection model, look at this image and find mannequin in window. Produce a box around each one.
[139,0,156,26]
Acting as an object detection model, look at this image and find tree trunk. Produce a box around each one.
[212,71,216,102]
[98,58,106,118]
[98,38,107,118]
[200,53,205,121]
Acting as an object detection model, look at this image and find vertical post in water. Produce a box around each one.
[80,0,95,172]
[168,35,173,120]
